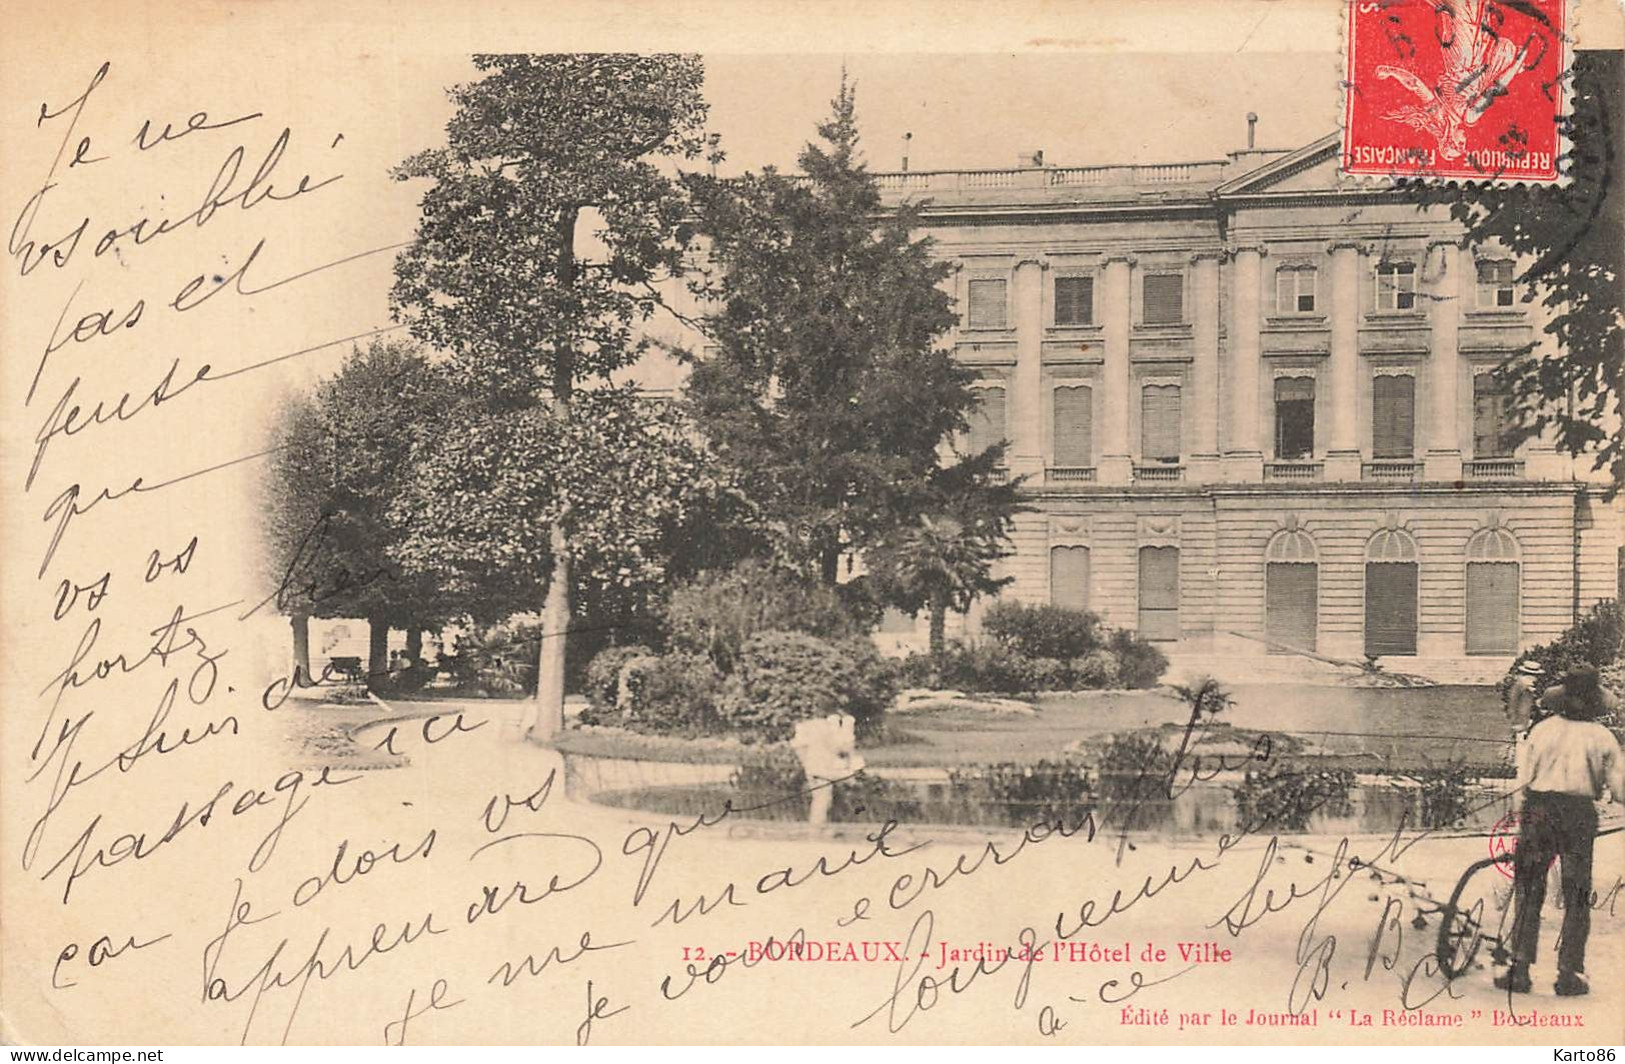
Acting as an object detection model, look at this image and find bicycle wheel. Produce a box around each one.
[1435,854,1514,979]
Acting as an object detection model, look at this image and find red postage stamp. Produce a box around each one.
[1342,0,1569,183]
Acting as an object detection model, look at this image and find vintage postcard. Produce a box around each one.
[2,0,1622,1050]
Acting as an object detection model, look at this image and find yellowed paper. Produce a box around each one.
[3,0,1623,1047]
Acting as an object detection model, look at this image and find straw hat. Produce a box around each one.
[1515,660,1545,676]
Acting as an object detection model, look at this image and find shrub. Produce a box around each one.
[719,631,868,741]
[666,560,866,672]
[584,644,656,709]
[1071,649,1121,689]
[893,653,943,690]
[1026,657,1072,692]
[1505,600,1621,707]
[837,637,901,737]
[1410,764,1474,831]
[1233,763,1354,832]
[983,601,1104,660]
[1110,629,1169,689]
[732,749,808,797]
[947,760,1093,822]
[1096,732,1175,806]
[931,641,1038,696]
[620,652,723,734]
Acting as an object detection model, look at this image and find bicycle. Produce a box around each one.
[1435,809,1623,979]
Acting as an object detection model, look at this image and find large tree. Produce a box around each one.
[390,54,710,735]
[261,338,460,681]
[390,387,757,695]
[684,77,1006,584]
[1415,50,1622,494]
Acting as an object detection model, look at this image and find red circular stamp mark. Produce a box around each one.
[1342,0,1568,184]
[1488,808,1557,879]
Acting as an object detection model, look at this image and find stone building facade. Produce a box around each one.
[641,131,1621,675]
[869,131,1618,673]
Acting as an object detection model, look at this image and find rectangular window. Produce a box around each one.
[1473,373,1514,457]
[1466,562,1519,655]
[1275,267,1318,314]
[967,278,1008,329]
[1372,375,1416,459]
[1376,262,1417,311]
[1054,276,1094,326]
[966,386,1007,457]
[1143,273,1184,325]
[1477,259,1515,308]
[1050,546,1091,612]
[1138,546,1181,641]
[1274,376,1316,460]
[1140,384,1182,462]
[1051,386,1093,468]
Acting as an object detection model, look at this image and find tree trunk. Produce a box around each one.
[528,206,580,741]
[405,627,423,666]
[290,612,311,682]
[531,522,571,739]
[929,592,948,657]
[367,618,389,686]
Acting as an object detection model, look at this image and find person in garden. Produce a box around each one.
[1497,665,1624,997]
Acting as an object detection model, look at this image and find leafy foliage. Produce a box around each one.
[1410,52,1622,493]
[261,339,461,630]
[664,559,867,672]
[1504,599,1622,705]
[1232,763,1355,833]
[1109,629,1170,689]
[389,54,713,727]
[718,630,896,741]
[684,75,999,582]
[946,761,1094,822]
[982,602,1105,660]
[391,54,709,408]
[392,387,750,626]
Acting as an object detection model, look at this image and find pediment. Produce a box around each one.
[1217,132,1348,196]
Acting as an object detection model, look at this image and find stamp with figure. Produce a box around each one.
[1343,0,1569,183]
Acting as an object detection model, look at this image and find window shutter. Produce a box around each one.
[1473,374,1510,457]
[1054,276,1093,326]
[967,279,1008,329]
[1141,385,1182,461]
[1138,546,1181,641]
[1050,546,1091,611]
[1276,270,1294,315]
[1143,274,1183,324]
[1364,563,1418,656]
[1266,563,1318,654]
[968,387,1007,455]
[1372,375,1416,458]
[1052,386,1093,467]
[1466,562,1519,655]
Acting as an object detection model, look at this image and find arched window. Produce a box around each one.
[1365,528,1419,657]
[1465,527,1520,655]
[1265,528,1318,654]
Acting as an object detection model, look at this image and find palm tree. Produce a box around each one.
[869,512,1013,655]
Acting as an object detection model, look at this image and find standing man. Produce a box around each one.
[1507,660,1543,734]
[1504,660,1543,769]
[1496,665,1623,997]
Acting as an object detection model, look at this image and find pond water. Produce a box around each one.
[581,771,1518,836]
[567,681,1516,832]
